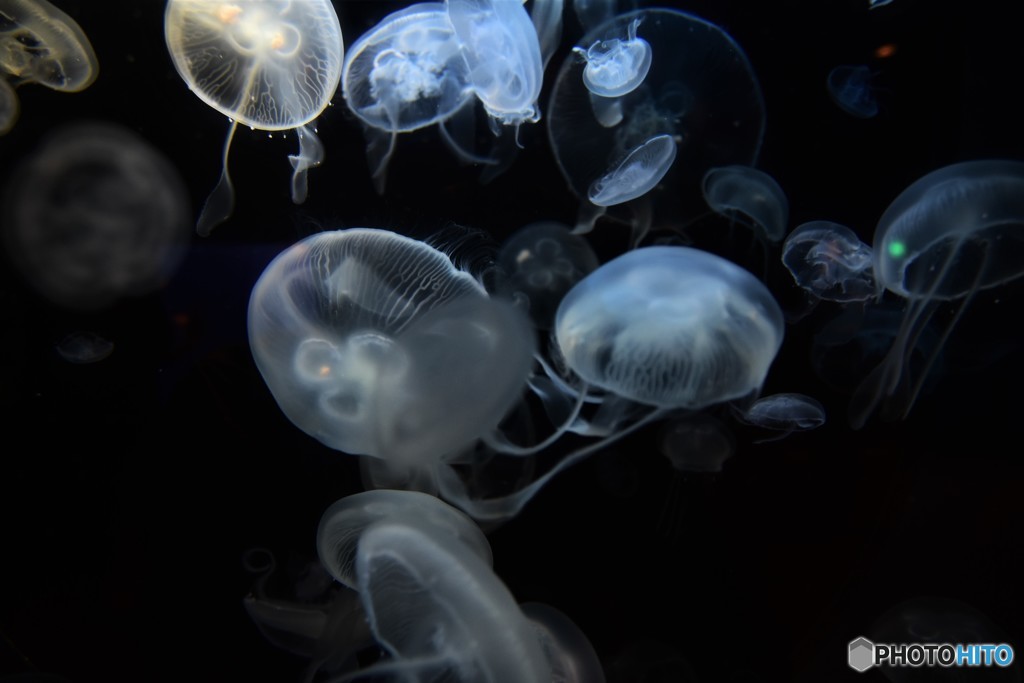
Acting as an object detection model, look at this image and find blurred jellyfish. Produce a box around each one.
[2,122,190,310]
[549,8,765,230]
[316,490,598,682]
[164,0,343,234]
[496,221,600,329]
[447,0,543,132]
[660,413,734,473]
[247,228,535,469]
[868,597,1019,682]
[588,133,677,207]
[521,603,606,683]
[827,65,879,119]
[734,393,826,442]
[342,3,475,191]
[702,165,789,243]
[55,331,114,364]
[850,160,1024,428]
[573,17,651,98]
[0,0,98,92]
[530,0,564,69]
[782,221,875,302]
[868,0,894,9]
[0,78,18,134]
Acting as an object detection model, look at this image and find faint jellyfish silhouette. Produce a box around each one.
[530,0,564,69]
[868,0,895,10]
[782,220,875,302]
[496,221,600,329]
[0,78,18,134]
[827,65,879,118]
[702,165,789,244]
[2,122,191,310]
[573,16,651,98]
[447,0,543,133]
[868,597,1019,682]
[549,8,765,233]
[734,393,826,442]
[316,490,588,682]
[164,0,343,234]
[849,159,1024,428]
[588,133,677,207]
[520,603,606,683]
[247,228,535,470]
[0,0,98,92]
[659,413,734,474]
[342,3,475,192]
[55,331,114,364]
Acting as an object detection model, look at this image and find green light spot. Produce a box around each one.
[888,241,906,259]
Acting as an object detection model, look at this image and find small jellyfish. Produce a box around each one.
[850,160,1024,427]
[702,165,789,243]
[342,3,474,190]
[588,133,677,207]
[827,65,879,119]
[164,0,343,234]
[496,221,600,329]
[248,229,535,467]
[1,122,191,310]
[734,393,826,441]
[659,414,734,473]
[0,0,98,92]
[446,0,543,130]
[0,77,16,134]
[55,331,114,364]
[573,17,651,98]
[782,220,875,302]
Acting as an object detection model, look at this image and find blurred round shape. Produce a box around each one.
[782,220,875,301]
[702,165,789,242]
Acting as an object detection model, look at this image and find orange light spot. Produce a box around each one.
[270,32,285,50]
[875,43,897,59]
[217,4,243,24]
[318,365,331,377]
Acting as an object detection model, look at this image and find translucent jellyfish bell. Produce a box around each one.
[549,8,765,221]
[734,393,826,442]
[782,220,875,302]
[827,65,879,119]
[164,0,343,234]
[446,0,543,130]
[342,3,474,188]
[702,165,789,243]
[588,133,677,207]
[248,229,535,466]
[556,246,785,409]
[850,159,1024,428]
[0,0,98,92]
[574,17,651,98]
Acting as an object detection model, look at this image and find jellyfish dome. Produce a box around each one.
[554,246,784,409]
[0,0,98,92]
[548,8,765,210]
[248,229,535,465]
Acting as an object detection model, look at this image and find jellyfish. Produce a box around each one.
[436,245,784,522]
[496,221,600,329]
[548,8,765,232]
[702,165,789,243]
[0,0,98,92]
[659,414,734,474]
[868,0,894,9]
[316,490,598,682]
[0,77,16,134]
[164,0,343,234]
[588,133,677,207]
[342,3,476,191]
[573,17,651,98]
[827,65,879,119]
[782,220,875,302]
[734,393,826,442]
[446,0,543,132]
[849,160,1024,427]
[54,331,114,364]
[247,228,536,469]
[1,122,191,310]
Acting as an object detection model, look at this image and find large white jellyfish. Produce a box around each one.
[164,0,343,234]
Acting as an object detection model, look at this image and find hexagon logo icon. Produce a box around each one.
[848,637,875,672]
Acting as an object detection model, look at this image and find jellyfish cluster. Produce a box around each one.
[1,0,1022,680]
